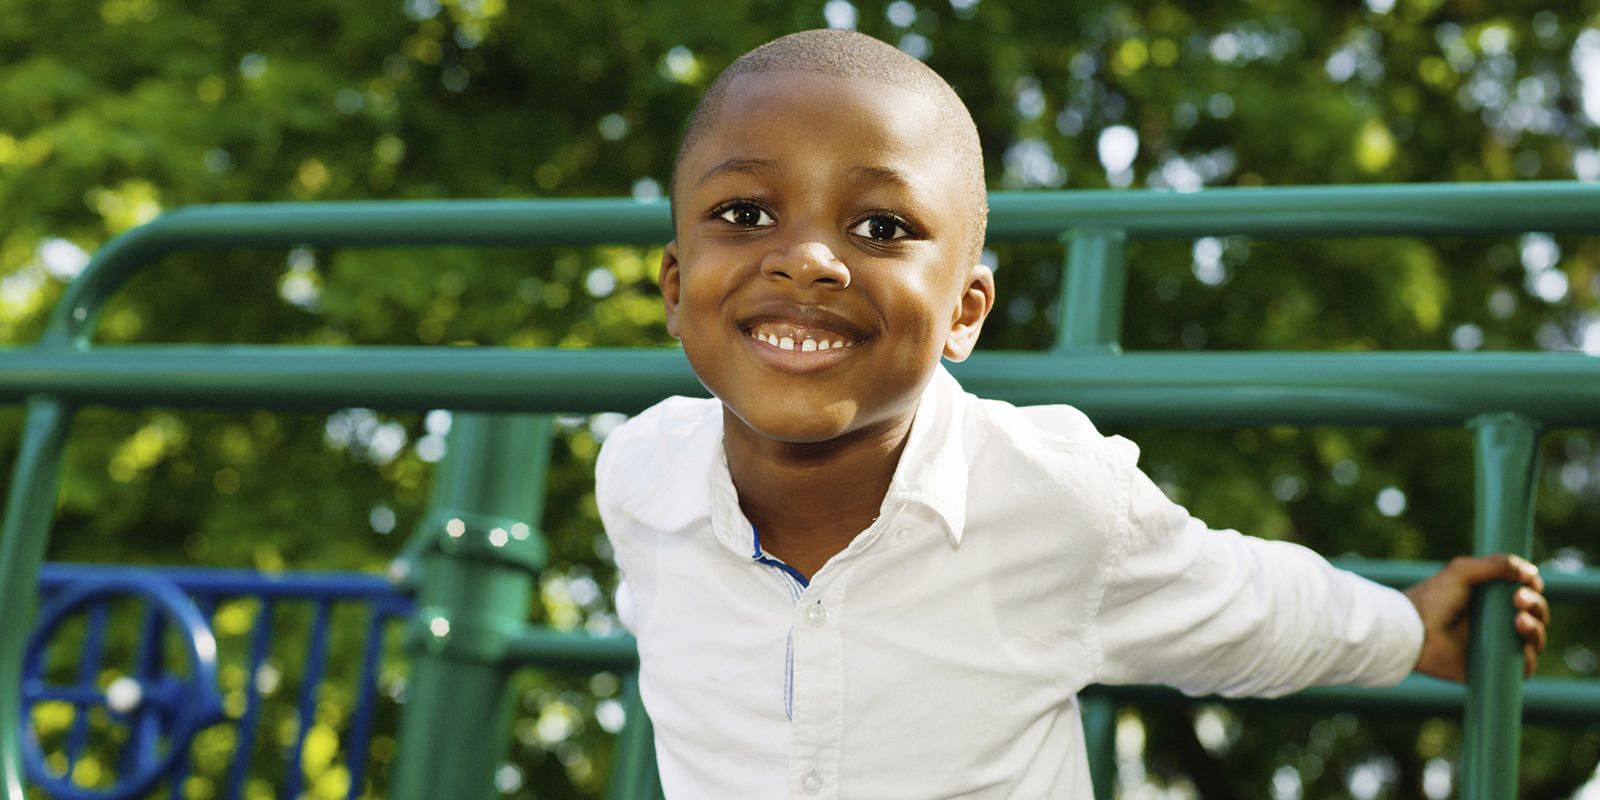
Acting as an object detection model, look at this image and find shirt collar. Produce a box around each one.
[883,364,970,546]
[618,397,725,533]
[695,364,972,554]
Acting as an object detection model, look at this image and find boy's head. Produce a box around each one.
[661,30,995,447]
[671,30,988,258]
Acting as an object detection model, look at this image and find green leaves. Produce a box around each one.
[5,1,1600,797]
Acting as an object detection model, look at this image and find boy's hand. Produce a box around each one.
[1404,554,1549,681]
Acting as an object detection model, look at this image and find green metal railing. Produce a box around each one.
[4,182,1600,799]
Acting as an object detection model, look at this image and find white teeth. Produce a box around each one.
[750,329,855,352]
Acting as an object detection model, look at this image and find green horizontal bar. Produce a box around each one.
[986,181,1600,240]
[1084,674,1600,726]
[46,182,1600,345]
[1334,558,1600,603]
[501,629,637,672]
[5,347,1600,427]
[503,629,1600,724]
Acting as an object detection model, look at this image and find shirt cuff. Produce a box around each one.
[1356,583,1426,687]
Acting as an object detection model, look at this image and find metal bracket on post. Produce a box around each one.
[390,413,553,800]
[1056,228,1128,353]
[1460,412,1541,800]
[398,510,547,666]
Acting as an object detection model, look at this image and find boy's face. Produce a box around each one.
[662,71,993,446]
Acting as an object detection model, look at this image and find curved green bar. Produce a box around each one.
[0,399,72,800]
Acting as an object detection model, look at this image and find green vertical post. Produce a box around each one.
[0,397,74,800]
[1460,413,1540,800]
[1082,694,1116,800]
[1055,228,1128,353]
[607,675,663,800]
[1058,227,1127,798]
[391,413,552,800]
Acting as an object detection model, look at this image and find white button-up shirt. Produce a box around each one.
[596,366,1424,799]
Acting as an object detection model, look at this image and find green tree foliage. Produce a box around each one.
[3,0,1600,797]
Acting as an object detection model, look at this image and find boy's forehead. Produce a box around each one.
[685,71,952,188]
[720,70,935,118]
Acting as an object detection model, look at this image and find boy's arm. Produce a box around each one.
[1092,441,1548,696]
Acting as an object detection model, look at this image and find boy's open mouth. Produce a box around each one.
[745,321,859,352]
[737,303,871,355]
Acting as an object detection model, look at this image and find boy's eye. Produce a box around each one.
[849,215,911,242]
[715,202,776,228]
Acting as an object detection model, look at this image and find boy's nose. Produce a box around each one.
[760,241,851,289]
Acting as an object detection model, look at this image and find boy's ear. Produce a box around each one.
[943,264,995,363]
[660,241,682,338]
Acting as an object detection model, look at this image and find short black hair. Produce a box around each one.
[671,29,987,261]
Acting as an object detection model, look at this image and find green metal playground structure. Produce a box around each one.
[4,182,1600,798]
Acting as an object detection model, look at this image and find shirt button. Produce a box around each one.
[802,770,824,794]
[893,528,910,543]
[806,602,828,627]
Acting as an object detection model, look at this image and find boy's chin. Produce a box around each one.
[723,399,864,447]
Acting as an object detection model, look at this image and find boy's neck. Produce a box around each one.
[722,407,915,581]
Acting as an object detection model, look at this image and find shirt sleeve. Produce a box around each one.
[1090,436,1425,698]
[595,429,638,636]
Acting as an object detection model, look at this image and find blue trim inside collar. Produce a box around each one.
[751,525,809,588]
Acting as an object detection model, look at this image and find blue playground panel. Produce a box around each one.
[25,564,410,800]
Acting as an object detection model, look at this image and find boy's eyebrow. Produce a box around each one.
[693,157,783,189]
[846,164,919,192]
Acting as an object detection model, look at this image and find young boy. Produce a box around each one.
[595,29,1550,798]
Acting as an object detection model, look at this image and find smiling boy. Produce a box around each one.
[595,29,1549,799]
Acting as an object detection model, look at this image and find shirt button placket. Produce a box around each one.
[791,580,844,800]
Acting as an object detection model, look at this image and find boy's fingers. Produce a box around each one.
[1446,553,1541,589]
[1515,611,1547,653]
[1515,587,1550,624]
[1526,645,1538,679]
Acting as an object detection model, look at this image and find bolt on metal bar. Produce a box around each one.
[1460,414,1540,800]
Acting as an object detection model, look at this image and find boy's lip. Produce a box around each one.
[735,301,873,373]
[735,301,873,345]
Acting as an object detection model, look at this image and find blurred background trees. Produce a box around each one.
[3,0,1600,797]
